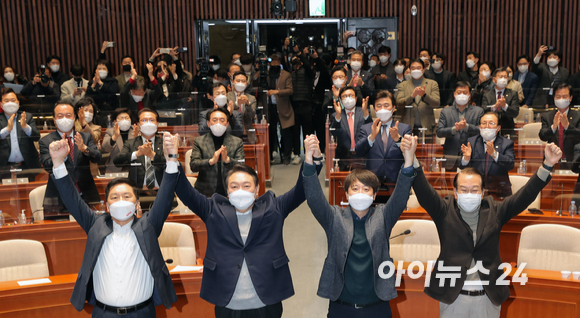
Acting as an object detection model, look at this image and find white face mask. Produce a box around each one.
[379,56,389,64]
[84,112,93,123]
[394,65,405,74]
[108,199,136,221]
[369,60,377,68]
[50,64,60,73]
[376,109,393,122]
[98,70,108,79]
[140,122,158,136]
[496,78,508,89]
[242,64,253,73]
[333,78,345,89]
[480,128,497,141]
[432,61,442,70]
[455,94,470,106]
[348,193,374,211]
[342,97,356,110]
[317,49,323,53]
[2,102,19,115]
[508,74,513,81]
[555,99,570,109]
[56,118,75,132]
[547,58,559,67]
[210,123,227,137]
[234,83,247,92]
[404,74,412,81]
[214,94,228,107]
[212,65,220,71]
[118,119,131,131]
[233,59,242,66]
[518,65,528,73]
[350,61,362,71]
[132,94,145,103]
[466,59,476,69]
[3,72,15,82]
[411,69,423,80]
[228,189,256,211]
[481,71,491,80]
[420,56,428,62]
[456,192,482,213]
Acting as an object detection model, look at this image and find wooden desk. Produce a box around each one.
[0,267,213,317]
[0,214,207,276]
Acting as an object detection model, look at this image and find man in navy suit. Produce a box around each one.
[459,112,515,198]
[173,139,322,318]
[355,90,411,192]
[346,50,375,99]
[513,55,540,108]
[330,86,373,170]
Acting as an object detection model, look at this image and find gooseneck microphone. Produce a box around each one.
[389,229,411,240]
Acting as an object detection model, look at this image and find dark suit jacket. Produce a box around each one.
[413,165,550,306]
[460,134,515,196]
[52,167,178,311]
[457,70,479,91]
[531,62,570,107]
[436,104,485,170]
[198,108,244,138]
[513,71,539,106]
[383,76,406,94]
[113,136,166,187]
[330,107,373,161]
[355,120,412,183]
[568,72,580,107]
[0,112,41,168]
[120,78,163,112]
[539,108,580,163]
[39,131,102,210]
[371,62,396,90]
[174,163,322,307]
[570,143,580,194]
[425,69,457,107]
[267,70,294,129]
[86,77,120,111]
[346,69,375,99]
[481,88,520,136]
[189,133,245,197]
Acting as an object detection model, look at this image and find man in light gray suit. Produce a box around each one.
[303,134,417,318]
[396,58,440,137]
[437,81,484,170]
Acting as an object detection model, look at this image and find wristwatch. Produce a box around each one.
[168,154,179,159]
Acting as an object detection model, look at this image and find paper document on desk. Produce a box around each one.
[170,265,203,273]
[17,278,52,286]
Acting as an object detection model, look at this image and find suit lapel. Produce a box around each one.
[73,132,81,167]
[475,200,490,246]
[221,203,244,245]
[245,200,266,246]
[0,114,10,149]
[343,207,355,248]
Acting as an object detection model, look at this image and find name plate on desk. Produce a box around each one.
[97,172,129,179]
[159,111,176,118]
[170,265,203,273]
[17,278,51,286]
[158,122,168,127]
[405,105,414,108]
[2,178,29,185]
[131,162,143,167]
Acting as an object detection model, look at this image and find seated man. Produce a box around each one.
[539,83,580,169]
[114,108,166,191]
[102,108,138,173]
[459,112,515,198]
[437,82,484,170]
[190,108,245,197]
[60,64,88,105]
[39,101,101,215]
[199,82,244,137]
[48,131,180,316]
[355,90,411,191]
[228,71,257,134]
[120,63,162,112]
[481,67,520,137]
[412,142,561,318]
[304,134,416,318]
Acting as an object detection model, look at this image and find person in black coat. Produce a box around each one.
[513,55,540,108]
[532,46,570,108]
[425,53,457,107]
[119,63,162,113]
[457,51,481,90]
[86,59,120,126]
[480,67,520,137]
[46,54,70,86]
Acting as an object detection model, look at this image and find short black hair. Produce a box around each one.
[74,97,99,118]
[453,167,483,189]
[121,55,135,63]
[339,86,356,98]
[211,82,228,96]
[546,49,562,60]
[216,69,229,79]
[378,46,391,55]
[227,63,241,73]
[344,169,380,195]
[0,87,17,99]
[393,58,407,67]
[232,71,248,81]
[466,51,480,60]
[240,53,255,65]
[331,66,347,77]
[207,107,230,124]
[419,48,432,56]
[105,177,140,201]
[53,101,75,117]
[454,81,471,91]
[231,53,240,60]
[46,54,62,65]
[481,111,499,124]
[409,58,425,69]
[95,59,112,77]
[137,108,159,121]
[492,67,508,77]
[481,61,496,73]
[516,54,531,64]
[70,64,85,77]
[375,90,395,105]
[114,107,132,122]
[555,83,572,96]
[433,52,446,63]
[226,164,259,187]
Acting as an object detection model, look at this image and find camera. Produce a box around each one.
[334,46,347,66]
[39,65,49,83]
[196,57,214,93]
[309,46,316,55]
[256,49,271,90]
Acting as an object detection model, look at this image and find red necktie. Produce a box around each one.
[138,101,144,110]
[353,74,358,87]
[348,112,355,151]
[67,136,74,163]
[559,122,566,159]
[497,91,501,100]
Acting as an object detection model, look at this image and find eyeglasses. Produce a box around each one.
[341,94,355,99]
[480,122,497,128]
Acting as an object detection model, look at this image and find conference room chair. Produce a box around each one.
[390,219,440,263]
[551,194,580,214]
[172,176,197,213]
[34,132,50,152]
[514,107,535,123]
[158,222,197,266]
[433,107,443,124]
[29,185,46,222]
[509,175,541,210]
[517,224,580,272]
[0,239,49,282]
[518,122,543,144]
[407,194,421,209]
[185,149,193,175]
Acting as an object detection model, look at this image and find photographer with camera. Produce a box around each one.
[21,64,60,103]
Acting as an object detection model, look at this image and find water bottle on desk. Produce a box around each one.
[19,210,27,225]
[535,113,541,123]
[569,201,577,217]
[524,113,529,123]
[95,200,106,215]
[43,121,48,130]
[518,162,524,175]
[522,160,527,174]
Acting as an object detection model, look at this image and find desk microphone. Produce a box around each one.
[390,229,411,240]
[165,259,174,264]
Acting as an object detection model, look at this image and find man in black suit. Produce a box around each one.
[459,112,515,198]
[413,143,561,318]
[481,67,520,137]
[425,52,457,107]
[457,51,481,90]
[532,45,570,109]
[371,45,396,89]
[48,131,180,317]
[114,108,166,190]
[120,63,162,112]
[539,84,580,169]
[198,83,244,138]
[39,101,102,216]
[346,50,375,99]
[513,55,540,108]
[569,64,580,107]
[0,88,41,181]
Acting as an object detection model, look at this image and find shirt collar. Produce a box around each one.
[351,209,369,221]
[58,130,75,138]
[113,218,134,234]
[494,88,505,95]
[558,108,569,116]
[141,135,155,143]
[454,102,468,113]
[236,208,253,216]
[382,119,393,127]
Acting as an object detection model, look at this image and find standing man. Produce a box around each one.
[346,50,375,99]
[412,142,561,318]
[513,55,539,108]
[267,54,294,165]
[457,52,481,90]
[371,46,396,89]
[48,131,180,317]
[532,45,570,109]
[425,53,457,107]
[481,67,520,137]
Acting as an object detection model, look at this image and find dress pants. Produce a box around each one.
[312,102,327,153]
[215,302,283,318]
[91,301,156,318]
[268,103,293,162]
[439,295,500,318]
[291,101,313,155]
[327,300,392,318]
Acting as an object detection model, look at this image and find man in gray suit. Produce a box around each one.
[303,134,417,317]
[48,131,180,317]
[437,82,484,170]
[396,58,441,137]
[191,108,245,197]
[60,64,89,105]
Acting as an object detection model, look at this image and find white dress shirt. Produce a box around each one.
[1,113,32,163]
[131,136,159,188]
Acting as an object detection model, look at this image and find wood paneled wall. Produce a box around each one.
[1,0,579,79]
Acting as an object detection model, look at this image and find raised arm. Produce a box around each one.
[384,135,417,225]
[302,135,334,228]
[412,157,447,221]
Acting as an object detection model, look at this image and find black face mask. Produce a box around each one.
[123,64,132,72]
[269,65,281,75]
